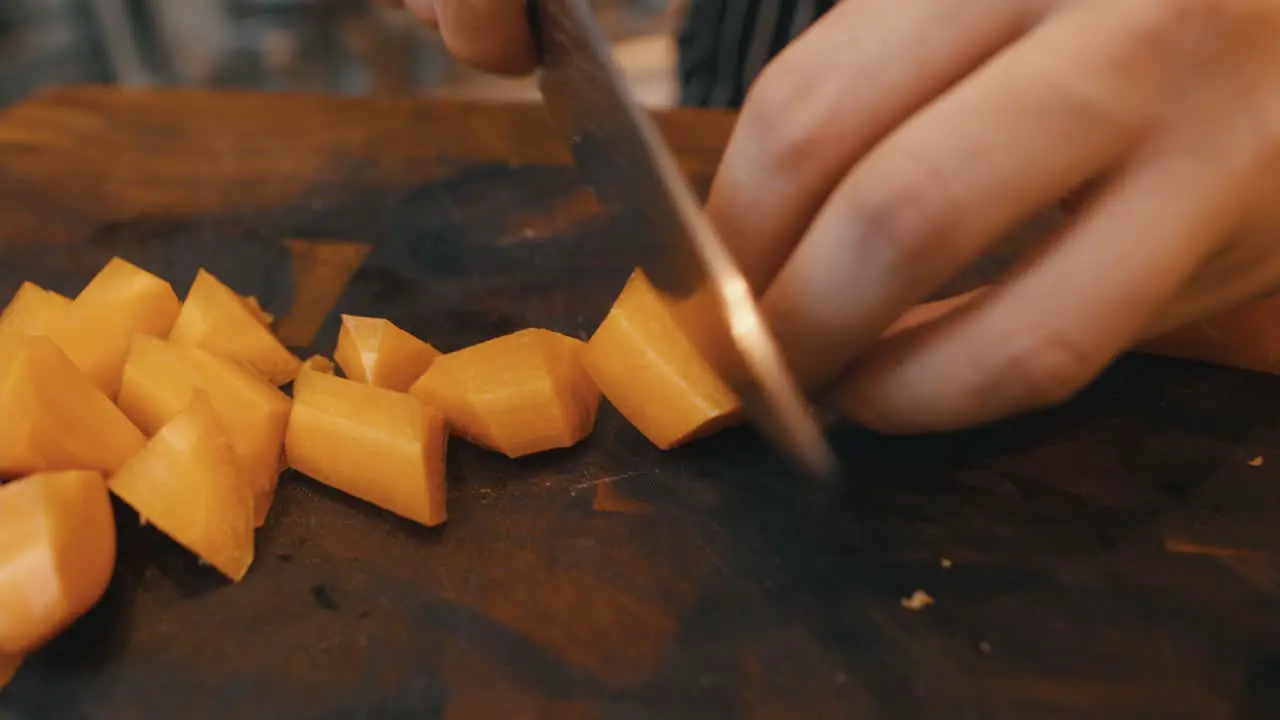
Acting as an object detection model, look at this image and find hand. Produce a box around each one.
[710,0,1280,434]
[388,0,536,74]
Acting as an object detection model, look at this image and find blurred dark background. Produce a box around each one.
[0,0,678,107]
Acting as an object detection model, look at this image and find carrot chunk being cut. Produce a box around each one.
[583,269,741,450]
[117,335,290,527]
[169,269,301,386]
[110,392,255,582]
[0,282,71,340]
[0,336,146,477]
[287,369,447,527]
[0,470,115,658]
[334,315,440,392]
[409,328,601,458]
[46,257,180,399]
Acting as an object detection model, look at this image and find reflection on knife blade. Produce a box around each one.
[527,0,838,480]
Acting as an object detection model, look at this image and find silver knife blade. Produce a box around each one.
[527,0,838,480]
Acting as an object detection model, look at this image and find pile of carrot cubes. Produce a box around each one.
[0,256,739,688]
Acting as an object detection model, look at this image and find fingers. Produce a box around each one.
[403,0,535,75]
[1141,241,1280,339]
[707,0,1047,291]
[403,0,438,24]
[1139,289,1280,378]
[758,2,1158,389]
[832,148,1246,434]
[1139,199,1280,338]
[867,219,1280,383]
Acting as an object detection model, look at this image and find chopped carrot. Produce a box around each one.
[0,470,115,657]
[169,269,301,386]
[0,282,71,340]
[243,295,274,326]
[117,335,291,527]
[302,354,335,374]
[900,590,935,611]
[0,652,19,688]
[46,257,180,399]
[0,336,146,476]
[583,269,741,449]
[110,392,255,582]
[334,314,440,392]
[409,328,601,458]
[287,369,447,527]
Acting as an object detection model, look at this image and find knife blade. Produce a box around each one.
[526,0,838,481]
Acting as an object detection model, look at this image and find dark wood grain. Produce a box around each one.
[0,86,1276,719]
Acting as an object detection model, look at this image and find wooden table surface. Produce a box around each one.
[0,86,1276,719]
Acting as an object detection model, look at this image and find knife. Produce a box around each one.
[526,0,839,481]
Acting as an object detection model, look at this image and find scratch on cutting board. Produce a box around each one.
[570,470,650,492]
[692,531,729,576]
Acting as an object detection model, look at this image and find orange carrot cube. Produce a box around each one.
[117,335,290,527]
[287,369,447,527]
[0,336,146,476]
[169,269,301,386]
[0,470,115,657]
[0,282,71,340]
[110,392,255,581]
[583,269,741,449]
[46,257,180,399]
[334,315,440,392]
[409,328,601,458]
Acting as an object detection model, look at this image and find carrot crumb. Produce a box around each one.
[900,590,934,611]
[1248,455,1264,467]
[1163,538,1261,557]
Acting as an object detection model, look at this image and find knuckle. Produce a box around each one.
[737,61,830,173]
[1126,0,1244,50]
[999,331,1098,410]
[845,151,957,279]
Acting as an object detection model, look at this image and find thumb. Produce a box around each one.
[403,0,439,24]
[433,0,538,76]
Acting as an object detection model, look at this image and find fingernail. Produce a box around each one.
[405,0,438,23]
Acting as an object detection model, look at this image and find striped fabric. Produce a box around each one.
[676,0,840,109]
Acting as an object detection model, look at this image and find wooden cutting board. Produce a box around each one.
[0,86,1276,719]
